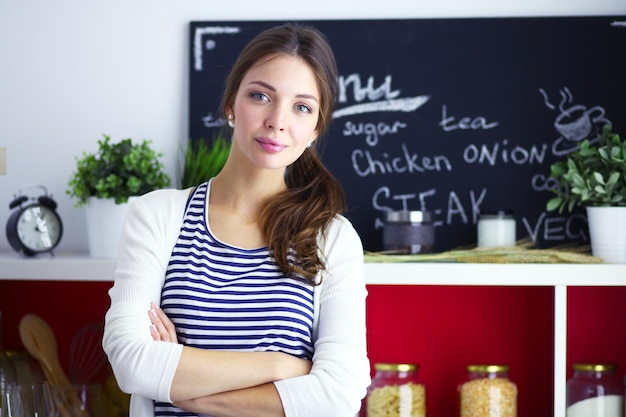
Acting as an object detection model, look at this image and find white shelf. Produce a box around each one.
[0,252,116,281]
[1,252,625,286]
[1,252,624,417]
[364,262,626,286]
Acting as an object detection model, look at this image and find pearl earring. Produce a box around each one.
[306,142,313,148]
[227,114,235,128]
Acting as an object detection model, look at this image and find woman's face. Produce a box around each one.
[229,53,320,172]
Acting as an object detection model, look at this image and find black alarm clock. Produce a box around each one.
[6,183,63,256]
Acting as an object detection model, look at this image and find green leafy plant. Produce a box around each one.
[547,124,626,213]
[67,134,171,207]
[179,132,231,189]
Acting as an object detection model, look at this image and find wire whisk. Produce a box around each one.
[68,323,108,385]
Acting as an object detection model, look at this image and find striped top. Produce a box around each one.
[156,181,314,416]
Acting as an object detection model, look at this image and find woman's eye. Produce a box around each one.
[295,103,312,114]
[251,92,269,102]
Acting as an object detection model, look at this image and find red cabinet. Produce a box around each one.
[1,256,624,417]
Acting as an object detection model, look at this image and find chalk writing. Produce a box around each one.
[338,74,400,101]
[371,186,488,228]
[530,173,559,192]
[334,74,430,118]
[352,144,452,177]
[193,26,241,71]
[202,112,226,128]
[341,120,408,147]
[521,212,588,242]
[334,97,431,118]
[463,140,549,166]
[189,18,623,251]
[439,105,499,131]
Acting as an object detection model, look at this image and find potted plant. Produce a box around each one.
[67,134,171,207]
[179,131,230,189]
[67,134,171,257]
[546,124,626,263]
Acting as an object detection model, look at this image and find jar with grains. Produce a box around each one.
[566,363,624,417]
[459,364,517,417]
[365,363,426,417]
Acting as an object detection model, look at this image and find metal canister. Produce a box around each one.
[383,211,434,254]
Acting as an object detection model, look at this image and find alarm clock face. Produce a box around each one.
[16,204,63,253]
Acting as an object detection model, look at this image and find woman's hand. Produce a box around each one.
[149,302,311,378]
[149,302,178,343]
[149,302,313,408]
[171,383,285,417]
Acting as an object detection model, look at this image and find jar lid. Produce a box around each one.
[4,350,32,359]
[479,209,515,217]
[466,364,510,373]
[572,363,617,372]
[384,210,432,223]
[374,363,419,372]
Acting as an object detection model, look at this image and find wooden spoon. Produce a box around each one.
[19,314,69,385]
[19,314,89,417]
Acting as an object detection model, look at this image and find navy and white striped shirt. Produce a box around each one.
[156,181,314,416]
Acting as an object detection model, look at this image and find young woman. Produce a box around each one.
[102,23,370,417]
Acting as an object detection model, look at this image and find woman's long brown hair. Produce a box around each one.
[220,23,346,285]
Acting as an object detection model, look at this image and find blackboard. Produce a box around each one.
[188,17,626,252]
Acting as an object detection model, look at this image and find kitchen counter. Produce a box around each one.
[1,251,625,286]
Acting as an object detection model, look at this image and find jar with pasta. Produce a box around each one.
[365,362,426,417]
[459,364,517,417]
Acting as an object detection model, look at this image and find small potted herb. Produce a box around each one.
[179,131,230,189]
[67,134,171,257]
[547,124,626,213]
[546,124,626,263]
[67,134,171,207]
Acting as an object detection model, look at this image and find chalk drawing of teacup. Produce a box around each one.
[554,105,605,142]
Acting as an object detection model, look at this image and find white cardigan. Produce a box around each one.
[102,187,371,417]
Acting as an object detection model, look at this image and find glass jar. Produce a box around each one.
[51,383,114,417]
[383,211,434,254]
[566,363,624,417]
[477,210,516,248]
[459,364,517,417]
[0,351,16,391]
[366,362,426,417]
[5,351,45,383]
[0,310,17,390]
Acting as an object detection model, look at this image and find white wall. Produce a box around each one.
[1,0,625,253]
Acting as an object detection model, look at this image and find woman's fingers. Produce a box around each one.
[149,302,179,342]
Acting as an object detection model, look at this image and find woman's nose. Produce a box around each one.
[265,106,286,131]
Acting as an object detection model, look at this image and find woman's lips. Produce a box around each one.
[256,137,286,153]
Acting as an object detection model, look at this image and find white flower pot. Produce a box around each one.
[85,197,135,258]
[586,206,626,264]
